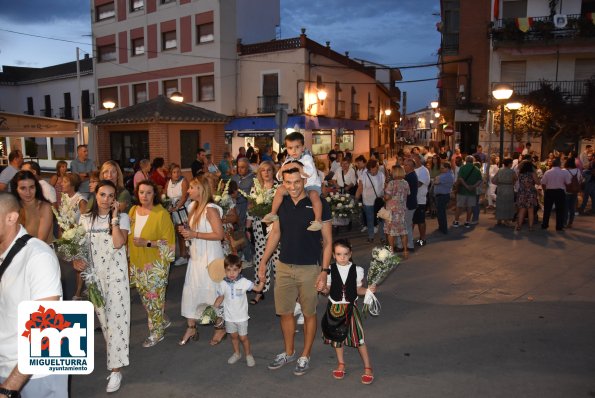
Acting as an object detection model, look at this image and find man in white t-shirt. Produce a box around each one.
[0,193,66,398]
[413,155,431,246]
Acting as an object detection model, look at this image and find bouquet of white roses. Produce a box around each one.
[362,246,400,316]
[326,192,359,220]
[213,179,234,214]
[198,305,224,327]
[239,178,276,218]
[52,193,89,262]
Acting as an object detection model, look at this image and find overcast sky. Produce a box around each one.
[0,0,440,112]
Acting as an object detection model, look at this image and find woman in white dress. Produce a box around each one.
[487,155,499,209]
[73,180,130,393]
[166,163,189,266]
[178,175,225,346]
[61,173,88,300]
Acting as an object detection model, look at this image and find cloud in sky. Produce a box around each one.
[0,0,440,110]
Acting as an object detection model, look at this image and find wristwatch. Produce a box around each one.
[0,388,20,398]
[146,241,152,248]
[321,268,331,274]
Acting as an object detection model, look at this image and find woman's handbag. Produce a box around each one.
[321,302,353,342]
[367,173,385,221]
[377,206,392,222]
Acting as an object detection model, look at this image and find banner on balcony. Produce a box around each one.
[515,17,534,33]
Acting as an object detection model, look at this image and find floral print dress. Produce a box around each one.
[384,178,410,237]
[80,214,130,370]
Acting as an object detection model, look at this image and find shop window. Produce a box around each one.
[180,130,200,169]
[98,44,116,62]
[96,2,115,21]
[110,131,149,171]
[311,130,332,156]
[51,138,75,160]
[197,75,214,101]
[197,22,214,44]
[132,37,144,56]
[337,130,354,151]
[24,138,48,159]
[163,79,178,98]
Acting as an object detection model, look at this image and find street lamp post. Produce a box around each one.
[506,102,522,155]
[492,84,513,165]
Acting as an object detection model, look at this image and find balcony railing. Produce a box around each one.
[442,33,459,55]
[336,100,345,117]
[23,110,34,116]
[368,106,375,120]
[351,102,360,119]
[257,95,279,113]
[59,106,74,119]
[493,80,592,103]
[490,14,595,46]
[40,108,53,117]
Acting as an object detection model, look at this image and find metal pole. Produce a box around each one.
[499,103,505,166]
[76,47,85,144]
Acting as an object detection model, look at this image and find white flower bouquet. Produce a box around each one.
[326,192,358,220]
[52,193,90,262]
[239,178,276,218]
[198,305,224,327]
[161,193,172,210]
[213,179,234,214]
[362,246,400,316]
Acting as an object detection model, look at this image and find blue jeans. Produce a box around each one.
[579,182,595,212]
[435,194,450,233]
[363,205,384,241]
[396,208,415,249]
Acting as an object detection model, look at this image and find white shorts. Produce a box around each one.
[225,320,249,336]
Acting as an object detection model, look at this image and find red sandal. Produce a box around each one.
[332,363,346,380]
[361,367,374,385]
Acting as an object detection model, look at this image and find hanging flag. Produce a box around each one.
[515,17,533,32]
[494,0,499,19]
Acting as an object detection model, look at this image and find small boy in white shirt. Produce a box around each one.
[262,132,323,231]
[214,254,263,367]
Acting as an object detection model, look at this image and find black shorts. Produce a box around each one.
[412,205,426,224]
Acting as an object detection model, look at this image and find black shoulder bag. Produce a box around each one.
[367,173,385,219]
[0,234,33,282]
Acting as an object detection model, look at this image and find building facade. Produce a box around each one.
[0,56,95,169]
[228,30,401,163]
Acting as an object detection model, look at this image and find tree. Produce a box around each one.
[492,80,595,156]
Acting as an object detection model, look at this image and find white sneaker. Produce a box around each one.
[360,226,367,233]
[246,354,256,367]
[106,371,122,393]
[228,352,242,364]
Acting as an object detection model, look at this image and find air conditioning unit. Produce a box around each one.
[554,14,567,28]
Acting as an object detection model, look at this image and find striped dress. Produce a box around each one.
[323,262,366,348]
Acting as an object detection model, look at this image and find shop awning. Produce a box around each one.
[0,112,79,137]
[225,115,370,131]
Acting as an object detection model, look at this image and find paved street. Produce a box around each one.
[68,211,595,398]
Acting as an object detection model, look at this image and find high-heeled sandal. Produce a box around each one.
[178,325,198,346]
[361,367,374,385]
[250,292,265,305]
[332,362,346,380]
[209,328,228,346]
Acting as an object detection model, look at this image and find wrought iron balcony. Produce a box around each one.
[257,95,279,113]
[59,106,74,119]
[368,106,375,120]
[40,108,53,117]
[490,14,595,46]
[493,80,592,103]
[351,102,360,119]
[336,100,345,117]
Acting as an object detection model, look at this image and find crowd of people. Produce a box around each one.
[0,137,593,396]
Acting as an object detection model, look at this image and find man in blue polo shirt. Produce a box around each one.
[257,163,332,377]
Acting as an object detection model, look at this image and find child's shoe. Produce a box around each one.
[262,213,279,224]
[306,221,322,231]
[246,354,256,367]
[228,352,242,364]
